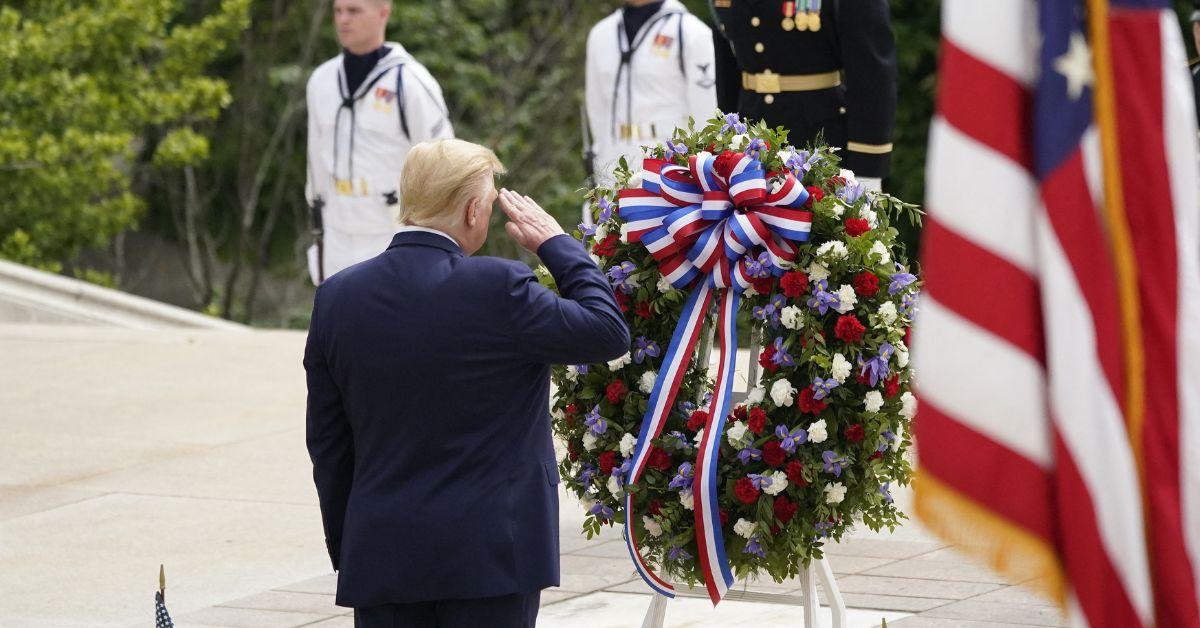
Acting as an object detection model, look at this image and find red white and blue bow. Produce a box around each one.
[617,151,812,605]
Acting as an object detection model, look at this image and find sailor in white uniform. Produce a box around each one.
[584,0,718,204]
[306,0,453,284]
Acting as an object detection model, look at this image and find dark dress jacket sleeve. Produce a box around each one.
[836,0,898,178]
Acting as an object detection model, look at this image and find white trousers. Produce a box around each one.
[307,227,395,285]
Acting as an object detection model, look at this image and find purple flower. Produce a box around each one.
[889,269,918,295]
[738,446,763,466]
[747,473,773,490]
[786,150,819,177]
[668,546,692,562]
[807,279,840,315]
[814,521,836,538]
[811,376,839,400]
[880,482,894,504]
[578,222,597,238]
[665,140,689,161]
[838,180,865,204]
[666,431,692,451]
[597,197,614,223]
[822,451,848,478]
[588,501,615,520]
[877,430,896,454]
[743,535,766,558]
[677,400,697,415]
[721,112,747,134]
[633,336,661,364]
[577,463,598,485]
[611,458,631,488]
[753,295,786,327]
[775,424,808,453]
[744,252,774,279]
[668,462,694,491]
[745,138,767,159]
[608,261,638,294]
[584,405,607,436]
[901,291,920,317]
[574,364,590,375]
[770,336,795,368]
[858,343,894,387]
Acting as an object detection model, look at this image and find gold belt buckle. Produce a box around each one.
[757,71,781,94]
[334,179,354,195]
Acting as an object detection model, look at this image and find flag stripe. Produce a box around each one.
[937,39,1033,170]
[942,0,1039,87]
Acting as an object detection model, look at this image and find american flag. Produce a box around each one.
[913,0,1200,626]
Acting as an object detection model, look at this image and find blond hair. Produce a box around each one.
[399,139,505,228]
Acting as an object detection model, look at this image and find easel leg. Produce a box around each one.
[641,593,669,628]
[799,566,821,628]
[816,558,847,628]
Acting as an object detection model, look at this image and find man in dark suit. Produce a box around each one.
[710,0,897,190]
[305,139,630,627]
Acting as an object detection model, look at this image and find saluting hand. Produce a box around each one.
[499,189,565,253]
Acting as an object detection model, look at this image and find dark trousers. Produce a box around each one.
[353,591,541,628]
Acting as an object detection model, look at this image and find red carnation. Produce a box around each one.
[853,271,880,297]
[868,451,883,461]
[615,291,630,313]
[647,447,672,471]
[568,441,580,462]
[786,460,808,486]
[804,185,825,208]
[845,218,871,237]
[747,407,768,434]
[713,150,741,179]
[798,386,827,415]
[606,380,628,404]
[733,405,749,422]
[751,276,775,296]
[598,450,617,475]
[687,410,709,432]
[845,424,866,443]
[857,370,873,386]
[593,233,619,257]
[565,404,578,416]
[762,440,786,467]
[759,344,779,373]
[884,374,901,398]
[773,496,799,524]
[635,301,653,320]
[734,477,761,504]
[649,499,663,516]
[771,524,782,535]
[780,271,809,298]
[835,314,866,344]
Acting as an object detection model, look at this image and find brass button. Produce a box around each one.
[754,42,764,53]
[838,106,847,114]
[764,95,775,104]
[751,16,761,26]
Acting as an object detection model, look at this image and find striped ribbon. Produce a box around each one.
[617,151,813,604]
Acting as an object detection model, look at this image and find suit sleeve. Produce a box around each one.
[711,20,742,115]
[401,64,455,141]
[837,0,897,178]
[304,291,355,571]
[505,235,630,364]
[682,15,718,127]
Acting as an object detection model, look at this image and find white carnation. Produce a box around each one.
[860,207,879,228]
[730,133,749,150]
[824,481,847,504]
[816,241,849,261]
[870,240,891,265]
[656,274,673,293]
[564,365,580,382]
[643,515,663,538]
[839,168,858,184]
[680,490,695,510]
[770,379,796,407]
[726,421,749,446]
[734,518,757,539]
[807,261,830,281]
[896,341,910,368]
[746,386,766,405]
[639,370,657,394]
[865,391,885,413]
[830,202,845,218]
[607,475,623,497]
[763,470,789,496]
[777,149,795,166]
[628,170,643,189]
[780,305,804,330]
[594,224,609,241]
[607,352,632,371]
[807,419,829,444]
[693,428,705,445]
[583,432,598,451]
[878,301,898,325]
[619,223,632,244]
[619,432,638,457]
[900,392,918,420]
[831,353,852,384]
[834,284,857,314]
[892,422,906,451]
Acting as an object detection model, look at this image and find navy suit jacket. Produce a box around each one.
[304,231,629,608]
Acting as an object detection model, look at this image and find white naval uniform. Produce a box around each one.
[585,0,717,191]
[305,42,454,284]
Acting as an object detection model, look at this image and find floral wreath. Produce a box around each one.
[541,112,923,604]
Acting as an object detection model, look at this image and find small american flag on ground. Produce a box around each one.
[914,0,1200,626]
[155,565,174,628]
